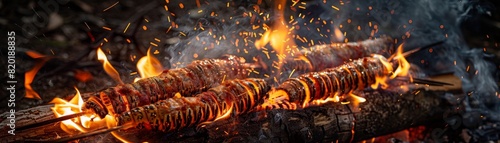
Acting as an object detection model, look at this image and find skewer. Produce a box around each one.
[16,111,90,132]
[26,126,124,143]
[412,78,454,86]
[391,40,445,60]
[394,77,454,86]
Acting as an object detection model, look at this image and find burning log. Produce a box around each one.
[262,44,452,110]
[95,88,455,142]
[0,50,458,142]
[1,41,454,142]
[84,55,252,118]
[0,77,459,142]
[0,92,99,142]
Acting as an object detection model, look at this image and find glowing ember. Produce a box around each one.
[214,104,234,121]
[74,70,93,82]
[371,76,388,89]
[134,47,164,82]
[97,47,123,84]
[370,44,412,90]
[24,51,50,100]
[260,89,290,108]
[51,87,105,134]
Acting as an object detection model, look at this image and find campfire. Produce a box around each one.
[1,0,499,142]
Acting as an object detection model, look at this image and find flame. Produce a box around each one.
[259,89,290,109]
[134,47,164,82]
[97,48,123,84]
[348,92,366,108]
[254,0,297,70]
[333,26,345,42]
[370,44,412,89]
[311,93,340,106]
[390,44,411,79]
[198,101,236,128]
[214,104,234,121]
[50,87,105,134]
[111,131,133,143]
[370,76,389,89]
[24,51,50,100]
[105,115,134,143]
[255,23,294,58]
[293,55,313,71]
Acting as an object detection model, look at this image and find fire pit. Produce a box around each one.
[1,0,499,142]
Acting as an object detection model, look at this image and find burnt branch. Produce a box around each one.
[112,89,453,143]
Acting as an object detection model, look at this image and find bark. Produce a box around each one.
[0,104,67,142]
[0,92,98,143]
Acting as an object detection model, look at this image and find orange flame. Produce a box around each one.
[24,51,50,100]
[333,26,345,42]
[259,89,290,109]
[111,131,133,143]
[255,0,297,68]
[214,104,234,121]
[390,44,411,79]
[371,76,389,89]
[105,115,134,143]
[97,48,123,84]
[134,47,164,82]
[370,54,394,89]
[370,44,412,89]
[348,92,366,108]
[311,93,340,106]
[51,87,105,134]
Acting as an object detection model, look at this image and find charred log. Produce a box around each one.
[115,89,455,143]
[0,89,457,142]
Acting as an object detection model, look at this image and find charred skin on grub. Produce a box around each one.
[270,55,392,108]
[114,78,270,132]
[83,56,251,118]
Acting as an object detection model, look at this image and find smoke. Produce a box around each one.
[163,0,499,139]
[163,0,269,67]
[319,0,500,139]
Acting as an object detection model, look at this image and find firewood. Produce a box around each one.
[0,105,66,142]
[0,75,460,142]
[199,89,452,143]
[101,89,455,143]
[0,92,97,142]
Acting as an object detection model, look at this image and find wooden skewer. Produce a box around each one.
[16,111,90,132]
[25,126,124,143]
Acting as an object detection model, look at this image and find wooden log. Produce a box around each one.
[0,86,458,142]
[101,89,456,143]
[0,92,98,142]
[0,104,67,142]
